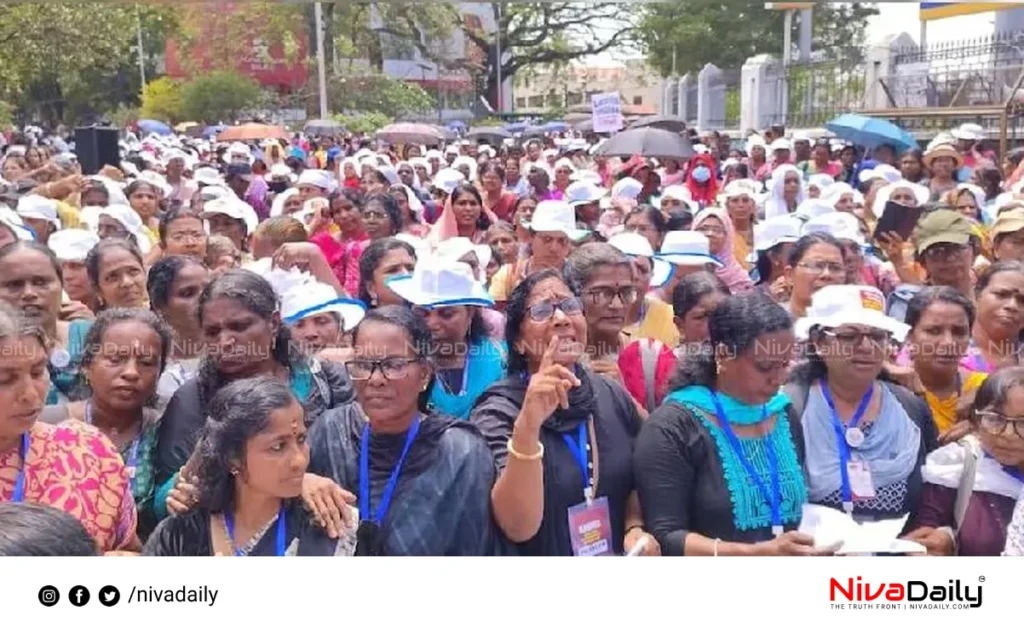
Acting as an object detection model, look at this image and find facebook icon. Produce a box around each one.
[69,585,90,607]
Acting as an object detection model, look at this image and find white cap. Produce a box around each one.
[386,259,494,308]
[0,205,34,240]
[554,157,576,173]
[435,236,492,282]
[451,156,477,182]
[201,196,259,234]
[794,198,836,222]
[753,215,803,253]
[269,163,296,182]
[608,231,672,288]
[432,168,466,195]
[16,194,60,229]
[858,164,901,185]
[376,165,400,186]
[281,282,366,331]
[722,179,762,199]
[227,142,253,162]
[48,229,99,262]
[745,134,767,154]
[565,181,607,207]
[570,169,603,185]
[807,173,835,191]
[952,123,985,141]
[296,169,332,191]
[657,231,722,268]
[525,200,590,242]
[795,285,910,342]
[194,166,224,187]
[98,205,152,255]
[611,177,643,201]
[769,138,792,152]
[872,180,930,218]
[802,211,865,246]
[136,171,173,198]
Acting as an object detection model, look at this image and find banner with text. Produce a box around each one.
[591,92,624,134]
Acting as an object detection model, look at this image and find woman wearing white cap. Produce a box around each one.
[386,259,506,420]
[654,230,722,303]
[200,196,258,261]
[16,194,61,243]
[722,180,760,270]
[787,285,938,528]
[48,229,99,310]
[607,232,678,347]
[282,281,366,356]
[751,215,802,300]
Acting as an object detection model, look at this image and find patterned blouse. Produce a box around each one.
[0,422,137,552]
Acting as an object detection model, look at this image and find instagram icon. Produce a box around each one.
[38,585,60,607]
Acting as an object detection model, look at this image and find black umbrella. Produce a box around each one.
[595,127,694,160]
[466,126,511,145]
[304,119,346,136]
[628,115,689,134]
[573,119,594,133]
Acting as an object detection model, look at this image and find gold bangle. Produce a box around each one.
[507,438,544,461]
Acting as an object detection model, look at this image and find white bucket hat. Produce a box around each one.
[565,180,607,208]
[660,184,699,214]
[98,205,152,255]
[794,198,836,222]
[386,259,494,308]
[201,196,259,235]
[753,215,803,254]
[795,285,910,342]
[802,211,865,246]
[611,177,643,201]
[858,164,901,185]
[952,123,985,142]
[608,231,672,288]
[296,169,333,191]
[435,236,492,283]
[656,230,722,268]
[48,229,99,262]
[16,194,61,230]
[525,200,590,242]
[432,168,466,195]
[281,282,366,332]
[0,204,34,240]
[193,166,224,187]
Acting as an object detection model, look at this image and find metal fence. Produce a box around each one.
[704,67,741,129]
[783,57,867,128]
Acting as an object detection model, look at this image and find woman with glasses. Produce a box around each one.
[623,205,668,252]
[782,233,846,318]
[900,287,988,440]
[471,270,658,556]
[635,293,818,555]
[566,244,636,378]
[158,207,207,261]
[386,259,506,419]
[693,209,753,294]
[307,306,496,555]
[964,261,1024,373]
[146,377,338,556]
[787,285,938,524]
[908,367,1024,555]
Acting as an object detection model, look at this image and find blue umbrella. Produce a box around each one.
[202,124,227,139]
[503,121,529,134]
[825,114,917,152]
[137,119,172,136]
[447,120,467,131]
[543,121,569,133]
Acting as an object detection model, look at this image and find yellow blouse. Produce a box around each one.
[923,371,987,435]
[622,296,679,347]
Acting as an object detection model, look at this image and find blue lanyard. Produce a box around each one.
[820,382,874,513]
[224,503,287,556]
[562,421,593,503]
[11,432,28,502]
[86,401,142,491]
[710,392,783,534]
[983,451,1024,485]
[360,416,420,526]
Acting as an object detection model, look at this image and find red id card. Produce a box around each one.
[567,496,613,556]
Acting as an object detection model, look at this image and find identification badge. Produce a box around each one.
[50,347,71,369]
[847,460,877,500]
[567,496,613,556]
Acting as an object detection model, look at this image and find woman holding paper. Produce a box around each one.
[908,367,1024,556]
[786,285,939,524]
[634,292,821,555]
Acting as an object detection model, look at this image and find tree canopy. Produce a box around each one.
[636,1,879,77]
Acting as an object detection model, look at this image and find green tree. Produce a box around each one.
[320,73,435,118]
[332,111,393,135]
[0,3,178,124]
[179,71,263,123]
[140,78,184,122]
[637,1,878,77]
[458,3,637,110]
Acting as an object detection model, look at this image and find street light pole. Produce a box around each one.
[315,2,329,119]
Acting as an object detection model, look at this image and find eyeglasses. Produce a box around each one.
[975,409,1024,439]
[924,244,968,261]
[585,286,637,307]
[363,210,389,220]
[797,261,845,276]
[822,329,890,346]
[345,357,419,381]
[528,297,583,322]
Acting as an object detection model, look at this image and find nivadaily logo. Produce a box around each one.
[829,576,985,610]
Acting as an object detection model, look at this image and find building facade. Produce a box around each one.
[512,59,662,115]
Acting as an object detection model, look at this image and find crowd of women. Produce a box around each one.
[0,120,1023,557]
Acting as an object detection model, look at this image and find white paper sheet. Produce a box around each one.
[797,503,926,555]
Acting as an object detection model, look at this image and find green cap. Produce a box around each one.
[915,209,973,255]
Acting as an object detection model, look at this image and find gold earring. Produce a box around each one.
[715,359,724,375]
